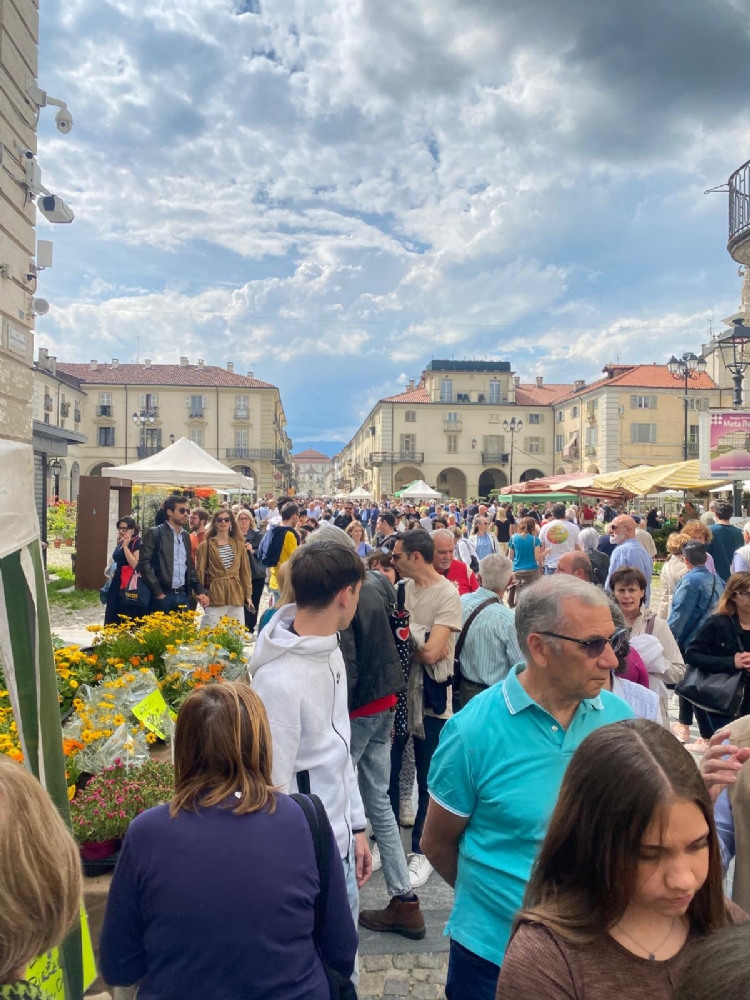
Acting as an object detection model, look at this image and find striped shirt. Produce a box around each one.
[218,543,234,569]
[458,587,523,687]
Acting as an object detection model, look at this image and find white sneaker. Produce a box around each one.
[408,853,433,889]
[370,842,382,871]
[400,800,416,827]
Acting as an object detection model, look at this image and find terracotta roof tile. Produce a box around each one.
[294,449,332,461]
[515,384,576,406]
[381,386,432,403]
[553,364,718,405]
[56,362,276,389]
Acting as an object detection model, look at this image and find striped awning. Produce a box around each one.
[593,460,730,495]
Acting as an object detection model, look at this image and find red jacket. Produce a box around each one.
[445,559,479,596]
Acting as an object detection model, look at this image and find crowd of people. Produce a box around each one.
[11,490,750,999]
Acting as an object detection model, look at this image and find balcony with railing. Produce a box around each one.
[370,451,424,465]
[96,404,112,417]
[234,408,250,420]
[74,407,81,424]
[226,447,279,461]
[44,395,53,412]
[729,157,750,265]
[687,441,699,458]
[188,409,205,419]
[481,452,509,465]
[137,445,163,459]
[60,401,70,417]
[443,420,462,432]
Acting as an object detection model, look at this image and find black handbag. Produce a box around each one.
[290,792,358,1000]
[677,621,748,717]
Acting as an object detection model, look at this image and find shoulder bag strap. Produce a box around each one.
[645,615,655,636]
[290,792,328,952]
[455,597,500,662]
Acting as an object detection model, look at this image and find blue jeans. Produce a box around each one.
[389,714,445,855]
[350,710,411,897]
[152,589,189,614]
[445,940,500,1000]
[703,710,738,735]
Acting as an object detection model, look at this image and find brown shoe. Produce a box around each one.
[359,896,426,940]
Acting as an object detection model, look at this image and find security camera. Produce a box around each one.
[37,194,74,224]
[31,297,49,316]
[55,107,73,134]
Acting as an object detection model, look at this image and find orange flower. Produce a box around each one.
[130,656,141,667]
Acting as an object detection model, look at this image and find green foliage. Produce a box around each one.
[47,501,77,538]
[70,759,175,843]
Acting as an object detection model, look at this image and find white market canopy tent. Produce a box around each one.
[347,485,374,499]
[102,437,254,490]
[398,479,443,500]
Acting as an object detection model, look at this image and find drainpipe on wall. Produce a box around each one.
[124,385,128,464]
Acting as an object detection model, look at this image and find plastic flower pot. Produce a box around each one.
[80,838,121,861]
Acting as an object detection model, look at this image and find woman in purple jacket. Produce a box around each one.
[100,682,357,1000]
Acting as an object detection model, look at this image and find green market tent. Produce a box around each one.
[0,440,83,999]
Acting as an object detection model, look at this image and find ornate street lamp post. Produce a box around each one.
[132,409,156,454]
[666,351,707,461]
[502,416,523,485]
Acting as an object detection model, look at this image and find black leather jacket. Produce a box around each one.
[340,572,406,713]
[138,523,206,597]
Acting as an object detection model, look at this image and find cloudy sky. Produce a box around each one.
[35,0,750,455]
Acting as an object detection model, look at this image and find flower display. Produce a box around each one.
[70,759,175,844]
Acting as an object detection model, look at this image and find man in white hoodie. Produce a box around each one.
[250,535,372,927]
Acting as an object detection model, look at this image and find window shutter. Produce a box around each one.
[152,393,158,406]
[651,423,657,443]
[630,424,637,443]
[537,413,544,423]
[139,393,146,408]
[202,395,209,408]
[185,395,191,408]
[523,437,529,451]
[538,438,545,453]
[650,395,657,409]
[630,395,637,409]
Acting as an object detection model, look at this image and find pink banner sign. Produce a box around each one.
[709,411,750,477]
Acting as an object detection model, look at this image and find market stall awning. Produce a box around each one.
[593,460,730,496]
[102,437,254,489]
[398,479,443,500]
[500,472,627,501]
[348,485,374,499]
[562,431,579,459]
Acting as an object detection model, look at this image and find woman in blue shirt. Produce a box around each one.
[100,682,357,1000]
[469,516,498,562]
[507,516,543,608]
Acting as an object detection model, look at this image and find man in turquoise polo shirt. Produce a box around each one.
[422,575,634,1000]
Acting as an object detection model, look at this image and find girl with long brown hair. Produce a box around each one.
[195,508,253,629]
[496,719,746,1000]
[100,682,356,999]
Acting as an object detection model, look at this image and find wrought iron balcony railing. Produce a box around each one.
[729,158,750,264]
[481,452,509,465]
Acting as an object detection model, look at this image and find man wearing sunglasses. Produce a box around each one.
[422,576,633,1000]
[139,495,209,615]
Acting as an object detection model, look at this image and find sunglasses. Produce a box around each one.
[176,507,189,514]
[538,628,628,658]
[215,517,231,524]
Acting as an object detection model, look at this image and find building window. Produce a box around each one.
[446,412,459,423]
[528,413,541,424]
[235,395,249,412]
[189,427,204,447]
[689,424,699,444]
[440,378,453,403]
[139,392,158,410]
[527,436,542,454]
[585,425,598,446]
[99,392,112,406]
[405,410,417,422]
[570,406,579,418]
[235,428,249,449]
[488,413,503,423]
[186,394,208,417]
[98,427,115,447]
[630,423,657,444]
[555,434,564,452]
[447,434,459,454]
[400,434,417,454]
[630,395,657,409]
[687,397,709,411]
[556,410,564,423]
[489,380,501,405]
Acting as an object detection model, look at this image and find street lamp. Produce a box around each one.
[502,416,523,485]
[48,457,62,501]
[717,319,750,409]
[666,351,707,460]
[132,409,156,455]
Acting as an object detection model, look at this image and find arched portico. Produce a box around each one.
[478,468,508,498]
[437,467,467,501]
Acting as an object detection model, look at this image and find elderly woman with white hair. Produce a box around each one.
[577,527,610,588]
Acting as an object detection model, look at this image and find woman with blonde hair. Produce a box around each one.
[682,520,719,577]
[0,756,82,997]
[195,508,253,629]
[346,519,373,560]
[100,682,357,999]
[658,532,690,620]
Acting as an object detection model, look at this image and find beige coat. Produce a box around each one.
[195,535,252,608]
[658,555,688,619]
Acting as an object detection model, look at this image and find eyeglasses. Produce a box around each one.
[176,507,189,514]
[537,628,628,658]
[116,526,130,532]
[215,517,231,524]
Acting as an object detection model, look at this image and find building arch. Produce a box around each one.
[586,464,600,474]
[437,467,467,501]
[519,468,545,483]
[478,468,508,498]
[394,466,422,486]
[88,462,115,477]
[556,467,566,475]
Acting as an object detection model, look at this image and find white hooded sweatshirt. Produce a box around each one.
[249,603,365,860]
